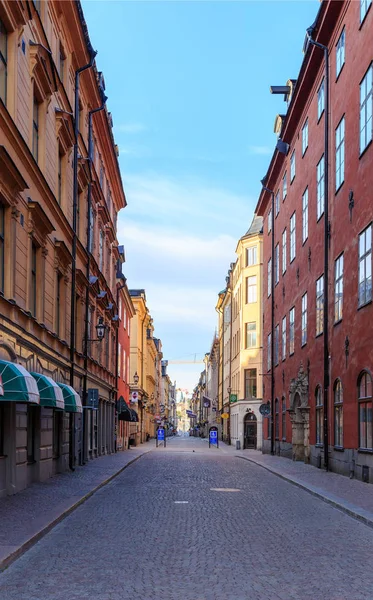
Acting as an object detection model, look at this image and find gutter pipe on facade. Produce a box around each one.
[81,98,107,464]
[262,184,275,456]
[306,30,330,472]
[69,50,97,472]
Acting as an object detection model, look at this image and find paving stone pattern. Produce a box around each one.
[1,437,373,600]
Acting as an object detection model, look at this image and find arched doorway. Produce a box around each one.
[243,412,257,449]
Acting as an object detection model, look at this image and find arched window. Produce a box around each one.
[334,379,343,447]
[281,396,286,440]
[316,386,323,445]
[275,398,279,440]
[358,371,373,450]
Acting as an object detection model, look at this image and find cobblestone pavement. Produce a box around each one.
[1,436,373,600]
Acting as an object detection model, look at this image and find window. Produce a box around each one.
[316,386,323,445]
[246,246,257,267]
[358,224,372,306]
[118,342,121,377]
[89,207,94,253]
[333,254,343,322]
[290,150,295,182]
[275,244,279,285]
[335,117,345,190]
[302,119,308,155]
[245,322,256,349]
[31,243,37,317]
[289,307,295,355]
[275,191,280,217]
[99,165,104,189]
[275,398,279,439]
[359,371,373,449]
[268,207,272,233]
[56,272,62,337]
[247,275,257,303]
[282,172,287,200]
[301,293,307,346]
[361,0,372,22]
[318,79,325,119]
[105,326,110,368]
[275,324,279,366]
[27,406,37,463]
[0,202,4,293]
[267,333,271,371]
[360,65,373,154]
[336,29,345,77]
[0,19,7,104]
[59,44,65,84]
[267,258,272,297]
[282,316,286,360]
[302,188,308,243]
[32,95,39,162]
[282,229,287,274]
[57,152,63,205]
[99,229,104,271]
[281,397,286,440]
[290,212,296,262]
[317,156,325,219]
[316,276,324,336]
[244,369,257,398]
[334,379,343,447]
[53,410,62,458]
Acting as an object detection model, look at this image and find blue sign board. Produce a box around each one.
[209,427,218,447]
[157,428,165,441]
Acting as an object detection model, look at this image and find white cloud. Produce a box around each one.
[116,122,147,134]
[249,145,273,156]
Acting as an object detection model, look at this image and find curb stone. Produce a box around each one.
[0,450,151,572]
[235,454,373,530]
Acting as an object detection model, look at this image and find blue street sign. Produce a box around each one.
[157,428,165,441]
[209,427,218,446]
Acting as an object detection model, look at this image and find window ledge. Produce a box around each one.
[333,446,344,452]
[335,62,345,83]
[334,318,343,327]
[315,332,324,339]
[335,180,344,196]
[302,239,308,247]
[302,147,308,158]
[359,138,373,160]
[317,110,325,125]
[358,299,372,311]
[315,443,324,448]
[317,212,325,223]
[301,342,307,348]
[358,448,373,454]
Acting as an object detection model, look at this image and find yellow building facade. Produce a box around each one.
[0,0,125,495]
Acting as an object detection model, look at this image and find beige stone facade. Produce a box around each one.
[0,0,125,495]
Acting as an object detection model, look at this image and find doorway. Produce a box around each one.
[243,412,257,449]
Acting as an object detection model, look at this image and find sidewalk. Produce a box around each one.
[0,443,152,571]
[217,441,373,528]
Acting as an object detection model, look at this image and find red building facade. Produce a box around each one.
[257,0,373,482]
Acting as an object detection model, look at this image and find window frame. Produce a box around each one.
[274,324,279,366]
[246,246,257,267]
[302,188,308,244]
[335,116,345,191]
[281,397,286,440]
[275,191,280,217]
[268,207,272,234]
[245,321,257,349]
[32,95,40,162]
[359,64,373,155]
[336,28,345,79]
[302,119,308,156]
[289,307,295,355]
[301,292,307,346]
[358,224,372,307]
[290,212,296,262]
[316,386,323,446]
[282,228,287,274]
[275,398,279,440]
[317,155,325,220]
[267,333,271,371]
[334,253,344,323]
[244,368,257,399]
[290,150,296,182]
[267,258,272,297]
[247,275,257,304]
[317,78,325,120]
[360,0,372,23]
[275,244,279,285]
[0,18,7,105]
[282,315,286,361]
[316,275,324,336]
[334,379,343,448]
[358,371,373,450]
[282,172,287,200]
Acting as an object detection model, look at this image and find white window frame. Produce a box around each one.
[282,228,287,274]
[301,293,307,346]
[318,78,325,120]
[335,116,345,190]
[282,316,286,361]
[267,258,272,297]
[336,29,345,78]
[302,188,308,243]
[283,172,287,200]
[275,191,280,217]
[290,150,296,182]
[268,207,272,234]
[247,275,257,303]
[246,322,257,349]
[290,212,296,262]
[275,324,279,366]
[360,65,373,154]
[316,275,324,336]
[317,155,325,220]
[267,333,271,371]
[289,307,295,355]
[275,244,279,285]
[335,254,344,322]
[302,119,308,155]
[246,246,257,267]
[358,224,372,307]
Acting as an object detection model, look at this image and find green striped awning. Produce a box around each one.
[31,373,65,410]
[57,383,82,413]
[0,360,40,404]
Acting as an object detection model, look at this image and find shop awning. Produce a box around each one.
[0,360,40,404]
[130,409,139,422]
[117,396,132,422]
[57,383,82,413]
[31,373,64,410]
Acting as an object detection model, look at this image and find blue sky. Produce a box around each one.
[82,0,319,393]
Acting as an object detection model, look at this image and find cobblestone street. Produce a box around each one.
[1,437,373,600]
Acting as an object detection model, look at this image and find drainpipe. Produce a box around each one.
[306,30,330,471]
[69,50,97,472]
[262,185,275,456]
[82,97,107,464]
